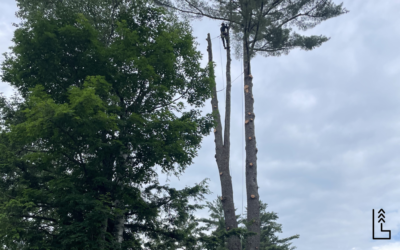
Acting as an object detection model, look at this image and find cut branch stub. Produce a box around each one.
[249,163,253,166]
[249,137,252,140]
[244,85,249,93]
[251,194,256,199]
[251,118,253,121]
[249,74,253,79]
[214,128,217,133]
[227,227,230,230]
[213,105,217,108]
[245,120,249,124]
[248,112,251,115]
[220,196,225,201]
[220,172,223,175]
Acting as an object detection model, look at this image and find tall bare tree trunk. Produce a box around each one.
[206,33,241,250]
[243,38,261,249]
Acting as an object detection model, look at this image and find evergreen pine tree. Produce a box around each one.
[153,1,348,248]
[199,198,299,250]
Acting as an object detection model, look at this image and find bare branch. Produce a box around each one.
[22,215,58,223]
[145,89,190,114]
[154,0,241,24]
[250,0,265,56]
[275,0,329,29]
[262,0,285,17]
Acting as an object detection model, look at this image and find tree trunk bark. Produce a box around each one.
[100,217,108,250]
[243,38,261,250]
[206,33,241,250]
[114,199,124,247]
[113,153,127,248]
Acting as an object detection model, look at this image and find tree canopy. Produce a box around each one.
[154,0,348,59]
[0,2,214,249]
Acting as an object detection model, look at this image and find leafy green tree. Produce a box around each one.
[14,0,149,47]
[0,2,214,249]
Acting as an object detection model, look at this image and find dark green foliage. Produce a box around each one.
[0,2,214,249]
[248,201,299,250]
[198,198,299,250]
[196,198,243,250]
[14,0,148,46]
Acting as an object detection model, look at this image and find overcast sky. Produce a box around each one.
[1,1,400,250]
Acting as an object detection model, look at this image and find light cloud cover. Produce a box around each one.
[1,1,400,250]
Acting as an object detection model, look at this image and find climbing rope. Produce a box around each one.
[216,72,243,92]
[218,37,225,96]
[215,34,245,217]
[216,33,243,92]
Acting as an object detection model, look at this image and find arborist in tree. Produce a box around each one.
[220,22,229,49]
